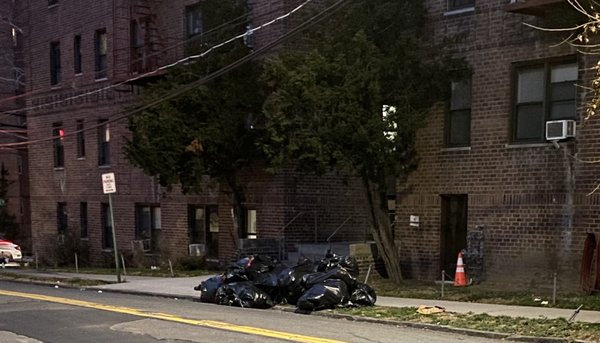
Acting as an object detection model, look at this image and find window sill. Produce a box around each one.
[444,7,475,16]
[50,85,62,90]
[53,167,65,171]
[48,4,59,9]
[74,73,83,77]
[95,77,108,82]
[80,237,89,241]
[98,164,112,169]
[505,142,553,149]
[77,157,86,161]
[441,146,471,152]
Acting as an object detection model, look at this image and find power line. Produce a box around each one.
[0,0,349,149]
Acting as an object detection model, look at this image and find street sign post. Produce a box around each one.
[102,173,121,283]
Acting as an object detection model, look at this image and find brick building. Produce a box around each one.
[23,0,369,267]
[398,0,595,290]
[0,0,30,248]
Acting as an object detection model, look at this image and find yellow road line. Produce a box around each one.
[0,289,345,343]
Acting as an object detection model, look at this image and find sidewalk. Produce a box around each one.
[2,268,599,324]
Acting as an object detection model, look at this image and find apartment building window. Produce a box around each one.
[80,202,88,238]
[101,203,112,249]
[50,41,61,85]
[448,0,474,11]
[52,123,65,168]
[98,119,110,166]
[446,78,471,147]
[136,205,161,252]
[241,208,257,239]
[57,202,67,234]
[95,29,108,79]
[74,35,82,74]
[186,5,203,37]
[512,59,577,143]
[48,0,58,7]
[76,120,85,158]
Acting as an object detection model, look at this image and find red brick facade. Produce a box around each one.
[22,0,368,266]
[398,1,595,290]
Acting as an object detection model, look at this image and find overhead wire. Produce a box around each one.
[0,0,349,149]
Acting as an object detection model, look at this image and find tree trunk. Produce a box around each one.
[363,178,403,284]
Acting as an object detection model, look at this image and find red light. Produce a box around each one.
[59,129,65,141]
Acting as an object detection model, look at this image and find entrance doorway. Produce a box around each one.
[189,205,219,259]
[440,194,468,277]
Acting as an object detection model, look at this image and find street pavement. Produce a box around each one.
[2,268,599,324]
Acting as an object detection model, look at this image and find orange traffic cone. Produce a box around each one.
[454,252,468,287]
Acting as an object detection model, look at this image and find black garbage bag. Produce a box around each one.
[316,255,359,278]
[245,255,276,280]
[350,282,377,306]
[278,258,314,304]
[194,275,223,303]
[253,271,281,302]
[222,266,249,284]
[215,282,275,309]
[297,279,350,311]
[301,266,357,290]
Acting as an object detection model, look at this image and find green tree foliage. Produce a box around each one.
[125,0,264,244]
[260,0,463,283]
[0,163,18,239]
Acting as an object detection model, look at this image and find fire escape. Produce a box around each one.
[112,0,167,84]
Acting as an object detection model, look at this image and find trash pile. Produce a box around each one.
[194,253,376,311]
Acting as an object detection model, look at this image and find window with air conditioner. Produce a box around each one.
[512,59,577,143]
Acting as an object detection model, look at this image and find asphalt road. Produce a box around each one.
[0,281,516,343]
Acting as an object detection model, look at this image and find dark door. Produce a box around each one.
[440,194,468,277]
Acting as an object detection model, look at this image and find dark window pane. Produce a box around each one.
[550,100,576,119]
[449,109,471,146]
[516,103,544,140]
[57,202,67,233]
[80,202,88,238]
[52,123,64,168]
[50,42,61,85]
[74,35,82,74]
[451,80,471,110]
[95,29,107,79]
[186,5,203,37]
[98,120,110,165]
[517,68,543,103]
[76,120,85,158]
[448,0,474,10]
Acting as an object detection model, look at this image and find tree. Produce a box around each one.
[125,0,264,247]
[260,0,463,283]
[0,163,18,239]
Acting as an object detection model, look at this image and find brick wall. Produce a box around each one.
[398,1,593,290]
[24,0,369,266]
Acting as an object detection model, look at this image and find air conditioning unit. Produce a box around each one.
[546,120,576,141]
[131,239,151,252]
[188,243,206,257]
[57,234,65,244]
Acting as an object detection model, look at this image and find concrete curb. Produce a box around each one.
[0,276,594,343]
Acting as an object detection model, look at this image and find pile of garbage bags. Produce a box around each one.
[194,253,376,311]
